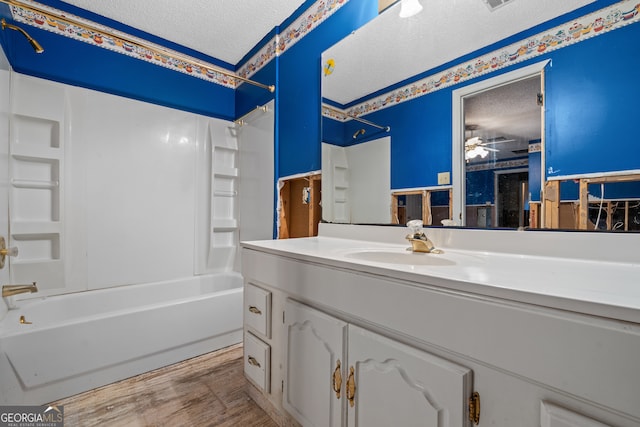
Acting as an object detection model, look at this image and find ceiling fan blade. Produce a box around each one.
[483,139,515,145]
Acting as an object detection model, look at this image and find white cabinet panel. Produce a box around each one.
[347,324,473,427]
[284,299,346,427]
[541,402,611,427]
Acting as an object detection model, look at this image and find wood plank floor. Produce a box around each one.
[50,344,277,427]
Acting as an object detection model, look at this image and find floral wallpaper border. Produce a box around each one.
[9,0,346,90]
[237,0,348,82]
[10,1,242,89]
[466,157,529,172]
[529,142,542,153]
[324,0,640,121]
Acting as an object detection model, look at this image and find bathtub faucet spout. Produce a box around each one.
[2,282,38,297]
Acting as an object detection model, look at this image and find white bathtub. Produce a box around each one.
[0,273,243,405]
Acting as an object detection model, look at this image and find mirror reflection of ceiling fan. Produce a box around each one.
[464,125,514,160]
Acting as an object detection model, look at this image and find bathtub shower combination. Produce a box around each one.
[0,71,275,405]
[0,273,243,404]
[0,72,276,405]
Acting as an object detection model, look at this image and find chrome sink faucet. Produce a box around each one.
[405,220,441,253]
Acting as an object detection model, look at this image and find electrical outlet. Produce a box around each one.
[438,172,450,185]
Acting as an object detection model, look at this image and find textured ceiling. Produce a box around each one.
[60,0,305,65]
[323,0,594,105]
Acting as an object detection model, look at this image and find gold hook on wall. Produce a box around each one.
[1,18,44,53]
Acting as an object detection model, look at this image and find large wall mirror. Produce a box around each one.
[321,0,640,231]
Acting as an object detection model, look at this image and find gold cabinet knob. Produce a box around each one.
[247,356,261,368]
[346,366,356,407]
[332,360,342,399]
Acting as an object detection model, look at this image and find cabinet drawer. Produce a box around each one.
[245,283,271,338]
[244,331,271,392]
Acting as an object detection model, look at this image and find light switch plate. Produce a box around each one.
[438,172,450,185]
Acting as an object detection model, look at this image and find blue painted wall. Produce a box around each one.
[466,169,495,206]
[322,116,345,145]
[545,21,640,178]
[529,140,542,202]
[235,59,277,119]
[322,88,452,190]
[559,179,640,201]
[275,0,378,178]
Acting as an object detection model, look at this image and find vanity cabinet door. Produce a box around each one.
[346,325,473,427]
[540,402,612,427]
[284,299,347,427]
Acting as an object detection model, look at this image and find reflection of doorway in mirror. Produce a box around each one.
[452,60,548,228]
[495,169,529,228]
[460,73,542,229]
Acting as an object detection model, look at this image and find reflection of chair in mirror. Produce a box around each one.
[391,189,452,226]
[542,172,640,231]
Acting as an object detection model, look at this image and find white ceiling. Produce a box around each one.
[323,0,594,105]
[60,0,305,65]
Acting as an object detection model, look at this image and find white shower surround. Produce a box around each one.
[6,73,251,297]
[0,70,274,403]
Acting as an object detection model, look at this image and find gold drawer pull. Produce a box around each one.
[332,360,342,399]
[248,306,262,315]
[247,356,261,368]
[346,366,356,407]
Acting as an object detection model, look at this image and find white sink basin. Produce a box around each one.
[344,249,455,266]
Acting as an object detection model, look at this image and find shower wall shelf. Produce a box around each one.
[214,167,239,178]
[212,219,238,230]
[209,129,240,271]
[11,179,59,189]
[9,80,67,291]
[332,164,350,223]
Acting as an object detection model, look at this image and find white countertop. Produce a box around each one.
[242,224,640,324]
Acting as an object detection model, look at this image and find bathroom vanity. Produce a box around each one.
[241,224,640,427]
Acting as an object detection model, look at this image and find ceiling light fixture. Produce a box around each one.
[465,136,490,160]
[465,145,490,160]
[399,0,423,18]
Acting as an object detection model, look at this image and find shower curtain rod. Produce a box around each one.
[0,0,275,93]
[323,104,391,132]
[235,104,269,126]
[322,104,391,132]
